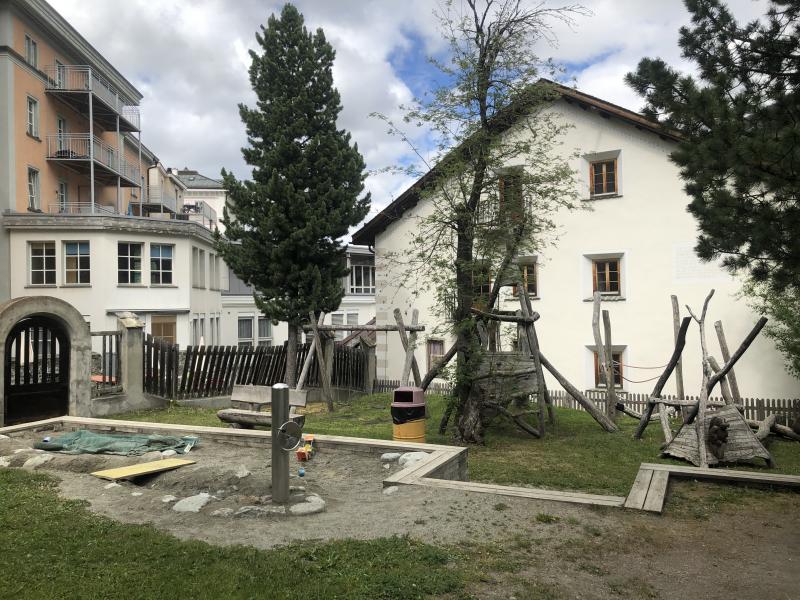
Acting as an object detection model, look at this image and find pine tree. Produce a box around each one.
[216,3,370,386]
[626,0,800,291]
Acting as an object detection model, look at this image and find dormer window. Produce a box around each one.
[590,159,617,196]
[348,255,375,295]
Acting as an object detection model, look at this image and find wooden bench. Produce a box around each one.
[217,385,308,429]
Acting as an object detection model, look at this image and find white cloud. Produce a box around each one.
[48,0,773,225]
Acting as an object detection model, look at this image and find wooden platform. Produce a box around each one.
[90,458,195,481]
[625,462,800,514]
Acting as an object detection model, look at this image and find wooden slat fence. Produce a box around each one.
[548,389,800,427]
[91,330,122,397]
[143,334,179,399]
[373,379,454,396]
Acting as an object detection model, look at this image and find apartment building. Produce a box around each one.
[175,168,226,234]
[352,83,798,397]
[0,0,222,346]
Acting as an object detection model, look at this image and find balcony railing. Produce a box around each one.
[180,200,217,229]
[48,202,119,216]
[145,186,179,213]
[46,133,140,185]
[44,64,140,130]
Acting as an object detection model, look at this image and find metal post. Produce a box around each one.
[137,129,142,209]
[271,383,290,503]
[116,114,121,213]
[88,79,95,214]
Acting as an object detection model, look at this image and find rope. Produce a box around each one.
[620,373,662,384]
[611,360,669,370]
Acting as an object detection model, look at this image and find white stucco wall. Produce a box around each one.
[372,98,798,398]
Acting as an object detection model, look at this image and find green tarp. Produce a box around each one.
[33,430,199,456]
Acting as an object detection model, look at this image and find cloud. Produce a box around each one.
[48,0,773,225]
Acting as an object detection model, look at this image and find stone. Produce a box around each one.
[22,454,53,469]
[131,492,143,497]
[0,434,10,439]
[383,464,390,470]
[381,452,402,463]
[289,485,306,492]
[289,494,326,516]
[398,452,429,467]
[161,495,178,503]
[234,465,251,479]
[0,457,11,467]
[235,505,286,517]
[383,486,399,496]
[14,448,32,454]
[104,482,121,490]
[211,508,234,517]
[141,451,163,462]
[172,493,211,513]
[161,449,177,458]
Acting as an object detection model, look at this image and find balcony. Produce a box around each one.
[135,185,179,214]
[179,200,217,230]
[44,64,140,132]
[46,133,141,187]
[48,202,119,216]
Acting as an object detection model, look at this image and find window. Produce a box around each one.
[499,171,524,221]
[150,244,174,285]
[590,159,617,196]
[427,339,445,372]
[331,312,358,341]
[27,167,40,210]
[593,258,620,295]
[258,317,272,347]
[349,256,375,295]
[192,247,206,288]
[64,241,90,284]
[152,315,177,344]
[238,316,254,347]
[29,242,55,285]
[208,253,219,290]
[56,116,67,151]
[472,263,492,307]
[55,60,65,88]
[594,351,623,388]
[118,242,143,284]
[57,181,68,211]
[26,96,38,137]
[24,35,38,68]
[512,263,538,297]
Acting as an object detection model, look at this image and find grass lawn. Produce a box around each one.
[0,468,470,600]
[114,394,800,496]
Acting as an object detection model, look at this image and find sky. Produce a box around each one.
[49,0,769,225]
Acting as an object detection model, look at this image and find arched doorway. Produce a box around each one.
[0,296,92,427]
[4,315,70,425]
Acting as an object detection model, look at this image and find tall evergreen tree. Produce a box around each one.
[626,0,800,291]
[217,3,370,386]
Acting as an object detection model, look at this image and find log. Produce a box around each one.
[296,313,324,391]
[591,293,609,389]
[755,414,777,441]
[671,295,687,421]
[633,316,692,439]
[602,309,618,423]
[471,307,540,323]
[714,320,742,402]
[658,404,673,443]
[217,409,305,429]
[538,351,618,432]
[308,315,334,412]
[422,343,457,390]
[747,418,800,442]
[301,324,425,332]
[486,401,541,438]
[616,402,660,421]
[394,308,421,386]
[520,283,549,432]
[707,356,734,405]
[707,317,768,394]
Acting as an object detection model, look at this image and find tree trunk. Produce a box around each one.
[285,322,299,388]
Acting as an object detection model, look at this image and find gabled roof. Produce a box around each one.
[351,81,680,246]
[175,169,226,190]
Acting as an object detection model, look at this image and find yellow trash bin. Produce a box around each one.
[392,419,426,443]
[391,386,426,443]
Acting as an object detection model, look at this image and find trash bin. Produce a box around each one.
[391,386,426,443]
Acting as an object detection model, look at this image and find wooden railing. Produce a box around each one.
[143,334,179,399]
[91,330,122,397]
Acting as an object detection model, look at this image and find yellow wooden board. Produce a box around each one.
[91,458,195,481]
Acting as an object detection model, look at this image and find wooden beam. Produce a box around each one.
[421,343,456,391]
[714,320,741,402]
[308,314,334,412]
[296,313,324,391]
[394,308,421,386]
[471,307,540,323]
[602,309,618,423]
[301,324,425,332]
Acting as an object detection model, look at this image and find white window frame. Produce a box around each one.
[57,180,68,211]
[118,242,144,285]
[56,116,67,151]
[26,96,39,138]
[29,241,56,286]
[257,316,272,347]
[331,312,359,341]
[24,35,38,68]
[349,261,375,295]
[63,241,90,285]
[238,315,254,347]
[150,244,174,286]
[27,167,40,210]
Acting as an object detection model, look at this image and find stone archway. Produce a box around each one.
[0,296,91,427]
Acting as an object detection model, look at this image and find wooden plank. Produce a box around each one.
[642,470,669,513]
[624,467,654,510]
[642,463,800,487]
[91,458,195,481]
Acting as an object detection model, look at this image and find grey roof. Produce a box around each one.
[176,169,225,190]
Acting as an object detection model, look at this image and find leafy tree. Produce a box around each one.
[626,0,800,291]
[216,3,370,386]
[743,279,800,378]
[377,0,584,443]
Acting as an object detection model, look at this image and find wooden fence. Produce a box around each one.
[373,379,454,396]
[549,389,800,427]
[143,334,179,399]
[91,330,122,397]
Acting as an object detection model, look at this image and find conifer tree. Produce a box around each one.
[216,3,370,386]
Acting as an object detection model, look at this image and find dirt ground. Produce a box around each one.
[1,431,798,600]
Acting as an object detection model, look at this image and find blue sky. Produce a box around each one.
[49,0,769,223]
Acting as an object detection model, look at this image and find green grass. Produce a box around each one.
[114,393,800,496]
[0,468,466,600]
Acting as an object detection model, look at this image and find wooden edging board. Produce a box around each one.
[91,458,195,481]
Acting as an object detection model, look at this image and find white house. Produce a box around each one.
[351,83,798,398]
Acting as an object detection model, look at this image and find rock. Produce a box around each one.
[172,493,211,513]
[161,449,177,458]
[22,454,53,469]
[0,457,11,467]
[234,465,251,479]
[14,448,32,454]
[0,434,10,439]
[381,452,402,463]
[289,494,325,516]
[383,464,390,470]
[289,485,306,492]
[104,482,121,490]
[383,486,399,496]
[398,452,429,467]
[161,495,178,503]
[235,505,286,517]
[211,508,234,517]
[131,492,143,497]
[141,451,163,462]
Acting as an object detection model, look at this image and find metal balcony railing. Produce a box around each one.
[119,158,142,187]
[46,134,141,185]
[44,64,140,129]
[48,202,119,216]
[179,200,217,229]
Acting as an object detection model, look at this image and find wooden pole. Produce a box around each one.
[714,320,741,403]
[686,289,715,468]
[707,356,734,405]
[394,308,421,386]
[296,313,324,391]
[591,293,608,388]
[671,295,686,421]
[519,282,549,432]
[602,309,618,423]
[308,315,334,412]
[422,343,456,390]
